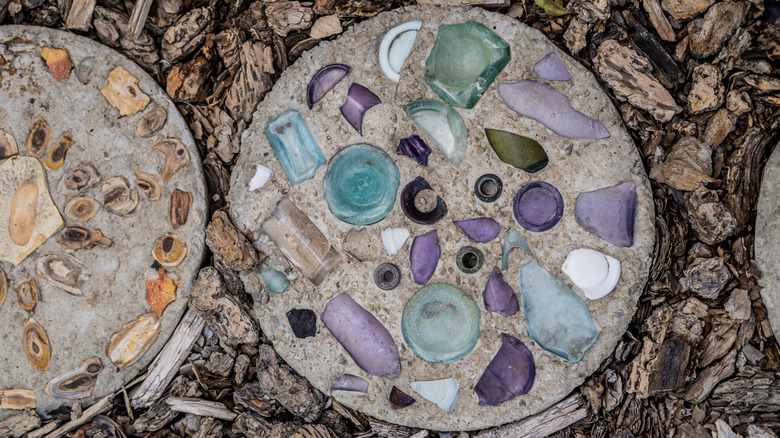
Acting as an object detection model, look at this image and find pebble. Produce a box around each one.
[310,15,342,39]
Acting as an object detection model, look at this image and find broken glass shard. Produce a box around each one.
[307,64,350,109]
[265,110,325,185]
[482,268,519,317]
[396,135,431,166]
[502,231,532,270]
[574,181,637,247]
[340,83,381,135]
[389,386,416,409]
[485,129,548,173]
[403,99,467,166]
[286,308,317,339]
[259,269,289,293]
[474,333,535,406]
[533,52,572,81]
[410,378,460,412]
[454,217,500,243]
[331,374,369,393]
[401,177,447,225]
[379,21,422,83]
[409,230,440,285]
[562,248,621,300]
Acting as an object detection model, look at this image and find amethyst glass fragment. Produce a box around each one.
[410,230,440,285]
[286,308,317,339]
[533,53,572,81]
[307,64,350,109]
[340,83,381,135]
[389,386,416,409]
[331,374,369,394]
[482,268,519,317]
[497,80,609,139]
[321,293,401,379]
[474,333,536,406]
[513,181,564,232]
[401,177,447,225]
[454,217,500,243]
[396,135,431,166]
[574,181,637,247]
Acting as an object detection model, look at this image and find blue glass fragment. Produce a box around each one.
[265,109,326,185]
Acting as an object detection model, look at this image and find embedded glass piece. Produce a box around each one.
[482,268,519,317]
[424,21,510,109]
[562,248,621,300]
[497,80,610,139]
[410,378,460,413]
[502,231,532,270]
[474,173,503,202]
[396,135,431,166]
[533,52,572,81]
[402,283,480,364]
[410,230,440,285]
[265,109,326,185]
[485,129,548,173]
[379,20,422,83]
[307,64,350,109]
[403,99,467,166]
[456,246,484,274]
[574,181,637,247]
[286,308,317,339]
[389,386,416,409]
[331,374,369,394]
[400,177,447,225]
[454,217,500,243]
[259,269,289,293]
[249,164,272,191]
[340,83,381,135]
[381,227,410,256]
[374,263,401,290]
[513,182,564,232]
[517,260,598,363]
[474,333,535,406]
[323,144,400,225]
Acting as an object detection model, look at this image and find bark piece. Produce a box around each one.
[0,390,36,409]
[687,1,749,58]
[255,344,326,422]
[161,7,215,63]
[726,90,751,115]
[166,398,237,420]
[697,315,738,368]
[232,413,272,437]
[725,129,771,231]
[205,210,262,271]
[593,40,681,122]
[475,395,586,438]
[686,186,737,245]
[642,0,675,42]
[725,289,751,320]
[268,423,336,438]
[683,257,732,299]
[57,226,113,251]
[702,108,736,149]
[563,16,589,55]
[127,0,153,38]
[266,1,313,37]
[64,0,96,31]
[101,67,150,117]
[649,136,715,191]
[710,373,780,413]
[108,312,161,368]
[224,40,274,123]
[169,189,192,228]
[146,268,179,316]
[310,15,342,39]
[233,383,274,417]
[684,349,736,403]
[25,116,50,158]
[93,6,160,73]
[629,25,680,85]
[188,267,259,347]
[661,0,713,20]
[133,376,200,432]
[166,56,213,103]
[0,411,41,438]
[687,64,724,114]
[205,352,234,377]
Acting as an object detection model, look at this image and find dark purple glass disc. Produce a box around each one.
[512,182,563,232]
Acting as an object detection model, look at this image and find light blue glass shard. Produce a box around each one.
[501,231,532,270]
[259,269,289,293]
[265,109,326,185]
[517,259,598,363]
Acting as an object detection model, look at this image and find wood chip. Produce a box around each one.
[166,397,237,420]
[266,1,313,37]
[255,344,326,422]
[93,6,160,73]
[642,0,675,42]
[224,40,274,123]
[161,7,215,63]
[205,210,262,270]
[100,67,151,116]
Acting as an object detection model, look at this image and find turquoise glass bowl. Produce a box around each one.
[401,283,481,364]
[323,143,400,225]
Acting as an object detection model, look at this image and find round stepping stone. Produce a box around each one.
[756,143,780,341]
[0,26,206,417]
[228,6,654,431]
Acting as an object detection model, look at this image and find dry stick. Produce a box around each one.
[166,397,237,421]
[121,385,134,422]
[64,0,97,31]
[42,394,113,438]
[474,395,588,438]
[127,0,155,39]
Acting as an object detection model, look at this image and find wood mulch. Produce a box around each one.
[1,0,779,436]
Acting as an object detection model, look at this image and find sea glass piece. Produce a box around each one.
[374,263,401,290]
[409,230,440,285]
[485,129,548,173]
[497,80,610,139]
[331,374,369,394]
[475,173,503,202]
[513,182,564,232]
[396,135,431,166]
[265,109,326,185]
[455,246,483,274]
[389,386,416,409]
[502,231,532,270]
[403,99,467,166]
[410,378,460,412]
[401,283,480,363]
[307,64,350,108]
[482,268,519,317]
[381,227,410,256]
[286,308,317,339]
[321,293,401,379]
[474,333,535,406]
[259,269,289,293]
[517,259,598,363]
[454,217,500,243]
[401,177,447,225]
[340,83,381,135]
[323,144,400,225]
[379,21,422,83]
[249,164,272,191]
[574,181,637,247]
[424,21,510,109]
[562,248,621,300]
[533,52,572,81]
[263,197,341,285]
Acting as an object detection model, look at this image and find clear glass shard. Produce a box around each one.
[403,99,467,166]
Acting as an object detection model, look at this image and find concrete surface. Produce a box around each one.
[756,143,779,341]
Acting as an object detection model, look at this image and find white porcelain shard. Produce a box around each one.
[381,227,410,256]
[249,164,273,191]
[410,378,460,413]
[562,248,621,300]
[379,20,422,83]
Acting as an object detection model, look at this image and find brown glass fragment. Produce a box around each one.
[15,279,38,312]
[45,133,74,170]
[134,170,161,200]
[152,233,188,266]
[135,108,168,138]
[146,268,178,316]
[102,176,139,215]
[58,163,101,197]
[9,179,38,246]
[45,357,103,399]
[0,389,36,410]
[26,117,50,158]
[64,197,101,222]
[41,47,75,80]
[169,189,192,228]
[0,128,18,159]
[58,226,113,251]
[153,138,190,182]
[23,318,51,371]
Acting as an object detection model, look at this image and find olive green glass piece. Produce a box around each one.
[485,129,548,173]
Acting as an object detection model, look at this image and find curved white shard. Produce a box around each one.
[249,164,273,191]
[379,20,422,83]
[381,227,410,256]
[410,378,460,413]
[562,248,621,300]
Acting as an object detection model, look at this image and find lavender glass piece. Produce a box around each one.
[340,83,381,135]
[474,333,535,406]
[533,53,572,81]
[286,308,317,339]
[454,217,500,243]
[410,230,440,285]
[330,374,369,394]
[307,64,350,109]
[321,293,401,379]
[482,268,519,317]
[513,182,564,232]
[389,386,416,409]
[497,80,609,139]
[502,231,532,270]
[574,181,637,247]
[396,135,431,166]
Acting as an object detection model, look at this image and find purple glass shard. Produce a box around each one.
[474,333,536,406]
[497,80,609,139]
[389,386,416,409]
[286,308,317,339]
[307,64,351,109]
[482,268,519,317]
[340,83,381,135]
[513,182,564,232]
[574,181,637,247]
[454,217,500,243]
[533,53,572,81]
[330,374,369,394]
[321,293,401,379]
[396,135,431,166]
[410,230,440,285]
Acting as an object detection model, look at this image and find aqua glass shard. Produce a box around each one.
[485,129,548,173]
[424,21,510,109]
[403,99,467,166]
[517,260,598,363]
[502,231,532,271]
[259,269,289,293]
[265,109,326,185]
[323,144,400,225]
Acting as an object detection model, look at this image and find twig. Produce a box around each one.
[42,394,112,438]
[166,397,237,421]
[65,0,97,31]
[127,0,155,39]
[475,395,588,438]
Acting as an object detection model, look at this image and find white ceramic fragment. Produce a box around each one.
[249,164,273,191]
[410,378,460,413]
[561,248,621,300]
[381,227,410,256]
[379,20,422,83]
